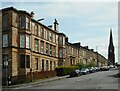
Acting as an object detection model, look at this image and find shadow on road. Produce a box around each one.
[108,73,120,78]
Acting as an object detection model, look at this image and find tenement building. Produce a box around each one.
[1,7,108,85]
[2,7,58,84]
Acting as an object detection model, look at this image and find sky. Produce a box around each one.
[1,1,119,63]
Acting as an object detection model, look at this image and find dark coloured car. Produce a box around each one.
[69,70,82,77]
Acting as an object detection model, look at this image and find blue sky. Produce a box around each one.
[1,2,118,63]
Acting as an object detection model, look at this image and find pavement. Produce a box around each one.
[2,75,69,89]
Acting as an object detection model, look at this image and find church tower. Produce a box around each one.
[108,29,115,66]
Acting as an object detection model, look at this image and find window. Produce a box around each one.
[46,60,49,71]
[3,14,8,27]
[42,59,44,71]
[50,45,52,56]
[46,43,49,55]
[53,46,56,57]
[59,49,63,58]
[49,32,52,42]
[19,54,25,68]
[50,61,52,70]
[20,15,25,28]
[3,34,8,47]
[35,58,38,70]
[20,35,25,48]
[26,17,29,29]
[63,37,65,45]
[59,36,63,45]
[30,21,32,31]
[26,55,30,68]
[2,54,8,69]
[41,41,44,54]
[35,24,38,36]
[41,28,44,38]
[54,61,56,68]
[53,34,56,43]
[54,61,56,69]
[26,35,30,48]
[35,39,39,52]
[46,30,49,40]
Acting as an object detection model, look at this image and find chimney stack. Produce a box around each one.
[54,19,59,31]
[65,36,68,42]
[30,11,34,18]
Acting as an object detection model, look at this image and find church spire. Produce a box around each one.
[109,29,113,46]
[108,28,115,66]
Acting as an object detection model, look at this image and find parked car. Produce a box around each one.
[80,68,88,75]
[88,67,95,73]
[100,66,109,71]
[69,70,82,77]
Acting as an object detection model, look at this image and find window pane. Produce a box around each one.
[54,61,56,69]
[26,55,30,68]
[41,28,44,38]
[41,41,44,54]
[46,43,49,55]
[50,45,52,56]
[59,49,63,58]
[19,54,25,68]
[50,61,52,70]
[2,54,8,69]
[26,35,30,48]
[3,14,8,27]
[35,25,38,36]
[42,59,44,71]
[3,34,8,47]
[59,36,63,45]
[35,39,39,52]
[46,30,49,40]
[46,60,49,71]
[35,58,38,70]
[20,15,25,28]
[26,17,29,29]
[20,35,25,48]
[49,32,52,42]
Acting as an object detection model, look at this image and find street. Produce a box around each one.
[25,69,119,89]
